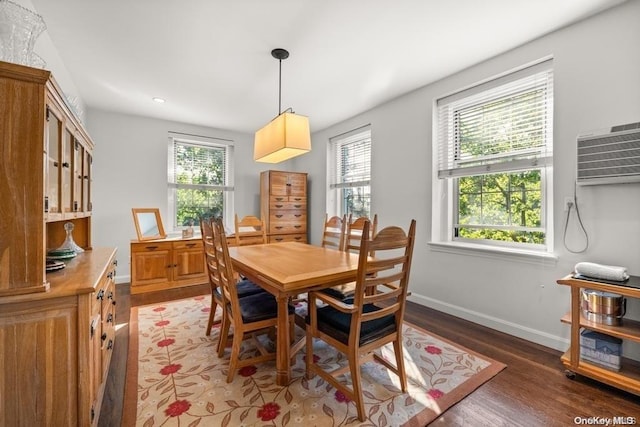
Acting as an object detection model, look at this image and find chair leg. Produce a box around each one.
[349,351,365,421]
[305,330,314,379]
[226,328,244,383]
[206,298,218,336]
[393,338,407,392]
[217,314,230,358]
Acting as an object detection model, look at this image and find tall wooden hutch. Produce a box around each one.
[0,60,117,426]
[260,170,308,243]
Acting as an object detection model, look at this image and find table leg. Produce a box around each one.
[276,294,291,386]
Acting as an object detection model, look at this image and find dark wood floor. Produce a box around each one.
[99,283,640,426]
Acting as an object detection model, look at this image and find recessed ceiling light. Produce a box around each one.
[152,97,166,103]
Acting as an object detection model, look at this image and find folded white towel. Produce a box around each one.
[574,262,629,282]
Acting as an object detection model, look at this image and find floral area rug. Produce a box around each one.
[123,295,505,426]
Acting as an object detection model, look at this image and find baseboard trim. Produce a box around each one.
[408,292,569,352]
[115,274,131,285]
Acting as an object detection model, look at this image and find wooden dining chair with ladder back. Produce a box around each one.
[322,213,378,300]
[212,218,297,382]
[320,214,347,251]
[234,214,267,246]
[305,219,416,421]
[200,218,264,347]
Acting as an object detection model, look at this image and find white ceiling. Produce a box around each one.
[29,0,625,134]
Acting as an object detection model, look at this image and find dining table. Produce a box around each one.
[228,241,360,386]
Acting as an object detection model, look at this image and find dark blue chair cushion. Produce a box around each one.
[239,291,294,323]
[235,278,265,298]
[307,299,396,346]
[319,282,356,300]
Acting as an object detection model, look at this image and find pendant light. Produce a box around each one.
[254,48,311,163]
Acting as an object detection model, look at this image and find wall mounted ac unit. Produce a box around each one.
[577,122,640,185]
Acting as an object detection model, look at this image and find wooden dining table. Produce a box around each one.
[228,241,360,385]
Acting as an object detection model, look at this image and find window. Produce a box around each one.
[434,60,553,251]
[328,126,372,218]
[167,133,234,230]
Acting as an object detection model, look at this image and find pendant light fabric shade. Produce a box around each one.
[254,112,311,163]
[254,48,311,163]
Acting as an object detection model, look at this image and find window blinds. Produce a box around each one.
[437,60,553,179]
[329,127,371,189]
[168,136,234,191]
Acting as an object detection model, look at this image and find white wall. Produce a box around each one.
[87,110,284,283]
[84,1,639,356]
[294,0,640,355]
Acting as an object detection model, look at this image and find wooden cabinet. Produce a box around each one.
[0,60,93,297]
[130,237,207,295]
[0,248,117,427]
[260,170,308,243]
[557,274,640,396]
[0,60,109,426]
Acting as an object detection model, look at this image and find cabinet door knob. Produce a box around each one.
[101,333,107,341]
[62,162,70,168]
[275,214,283,218]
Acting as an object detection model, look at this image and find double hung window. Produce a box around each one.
[434,60,554,251]
[328,127,372,218]
[167,133,234,229]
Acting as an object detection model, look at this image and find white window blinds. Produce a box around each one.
[329,127,372,189]
[168,136,234,191]
[436,60,553,179]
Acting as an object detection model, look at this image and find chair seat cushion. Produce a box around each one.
[239,292,294,323]
[236,278,265,298]
[320,282,356,300]
[308,301,396,346]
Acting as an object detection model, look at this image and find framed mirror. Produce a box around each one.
[132,208,167,241]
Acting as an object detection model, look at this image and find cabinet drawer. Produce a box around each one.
[270,195,307,203]
[270,211,306,224]
[269,221,306,234]
[131,241,172,253]
[173,240,202,250]
[269,200,307,210]
[269,233,307,243]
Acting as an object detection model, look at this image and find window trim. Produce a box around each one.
[167,132,234,232]
[431,59,554,254]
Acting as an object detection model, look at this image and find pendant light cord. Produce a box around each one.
[277,57,282,115]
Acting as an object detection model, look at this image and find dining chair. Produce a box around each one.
[322,213,379,300]
[234,214,267,246]
[344,213,378,254]
[305,219,416,421]
[200,218,264,341]
[212,218,296,383]
[321,214,347,251]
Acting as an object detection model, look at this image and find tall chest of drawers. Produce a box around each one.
[260,170,308,243]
